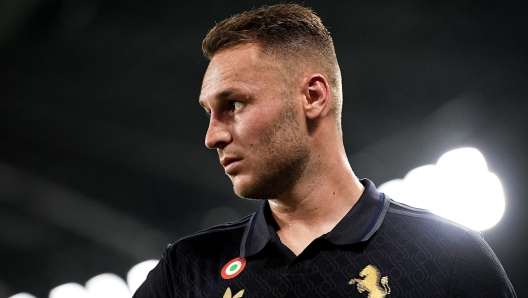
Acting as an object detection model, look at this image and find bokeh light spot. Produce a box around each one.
[378,148,505,230]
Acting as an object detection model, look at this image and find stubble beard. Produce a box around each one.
[234,98,310,200]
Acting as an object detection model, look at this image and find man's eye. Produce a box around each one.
[231,101,242,110]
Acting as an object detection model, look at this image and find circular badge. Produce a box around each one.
[221,257,246,279]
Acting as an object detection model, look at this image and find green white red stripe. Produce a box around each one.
[221,258,246,279]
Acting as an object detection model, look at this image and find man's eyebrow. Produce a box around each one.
[217,89,237,98]
[199,87,244,108]
[200,88,240,104]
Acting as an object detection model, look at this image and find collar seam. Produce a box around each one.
[357,192,386,242]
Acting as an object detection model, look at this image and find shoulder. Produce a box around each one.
[164,213,252,260]
[380,198,482,262]
[132,214,253,298]
[383,199,516,297]
[385,199,478,237]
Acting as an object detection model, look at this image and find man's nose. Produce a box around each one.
[205,116,231,149]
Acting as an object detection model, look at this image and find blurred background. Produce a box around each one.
[0,0,526,296]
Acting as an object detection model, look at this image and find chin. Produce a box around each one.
[231,177,259,199]
[232,178,282,201]
[232,180,256,199]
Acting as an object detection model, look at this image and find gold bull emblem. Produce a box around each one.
[223,287,244,298]
[349,264,390,298]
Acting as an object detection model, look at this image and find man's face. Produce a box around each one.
[199,44,310,200]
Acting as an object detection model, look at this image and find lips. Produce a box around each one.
[221,156,242,174]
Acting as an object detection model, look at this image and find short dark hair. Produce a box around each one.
[203,4,332,58]
[202,4,343,121]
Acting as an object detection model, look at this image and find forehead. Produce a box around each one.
[199,44,285,106]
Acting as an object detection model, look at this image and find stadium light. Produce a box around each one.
[6,259,160,298]
[8,293,37,298]
[378,148,505,230]
[49,283,89,298]
[127,260,159,294]
[85,273,131,298]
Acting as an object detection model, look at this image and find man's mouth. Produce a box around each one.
[221,157,242,174]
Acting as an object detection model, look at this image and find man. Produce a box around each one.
[134,4,516,297]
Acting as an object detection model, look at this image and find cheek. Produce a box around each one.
[232,99,285,144]
[234,113,272,140]
[235,122,268,145]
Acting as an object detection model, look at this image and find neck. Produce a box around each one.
[269,143,364,255]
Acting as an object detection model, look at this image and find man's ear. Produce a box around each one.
[302,74,330,120]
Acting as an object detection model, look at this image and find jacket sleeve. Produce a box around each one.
[449,230,516,297]
[132,245,174,298]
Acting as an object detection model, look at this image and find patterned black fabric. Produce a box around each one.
[133,179,516,297]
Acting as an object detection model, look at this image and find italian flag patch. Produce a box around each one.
[221,257,246,279]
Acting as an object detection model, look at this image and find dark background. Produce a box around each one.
[1,0,526,297]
